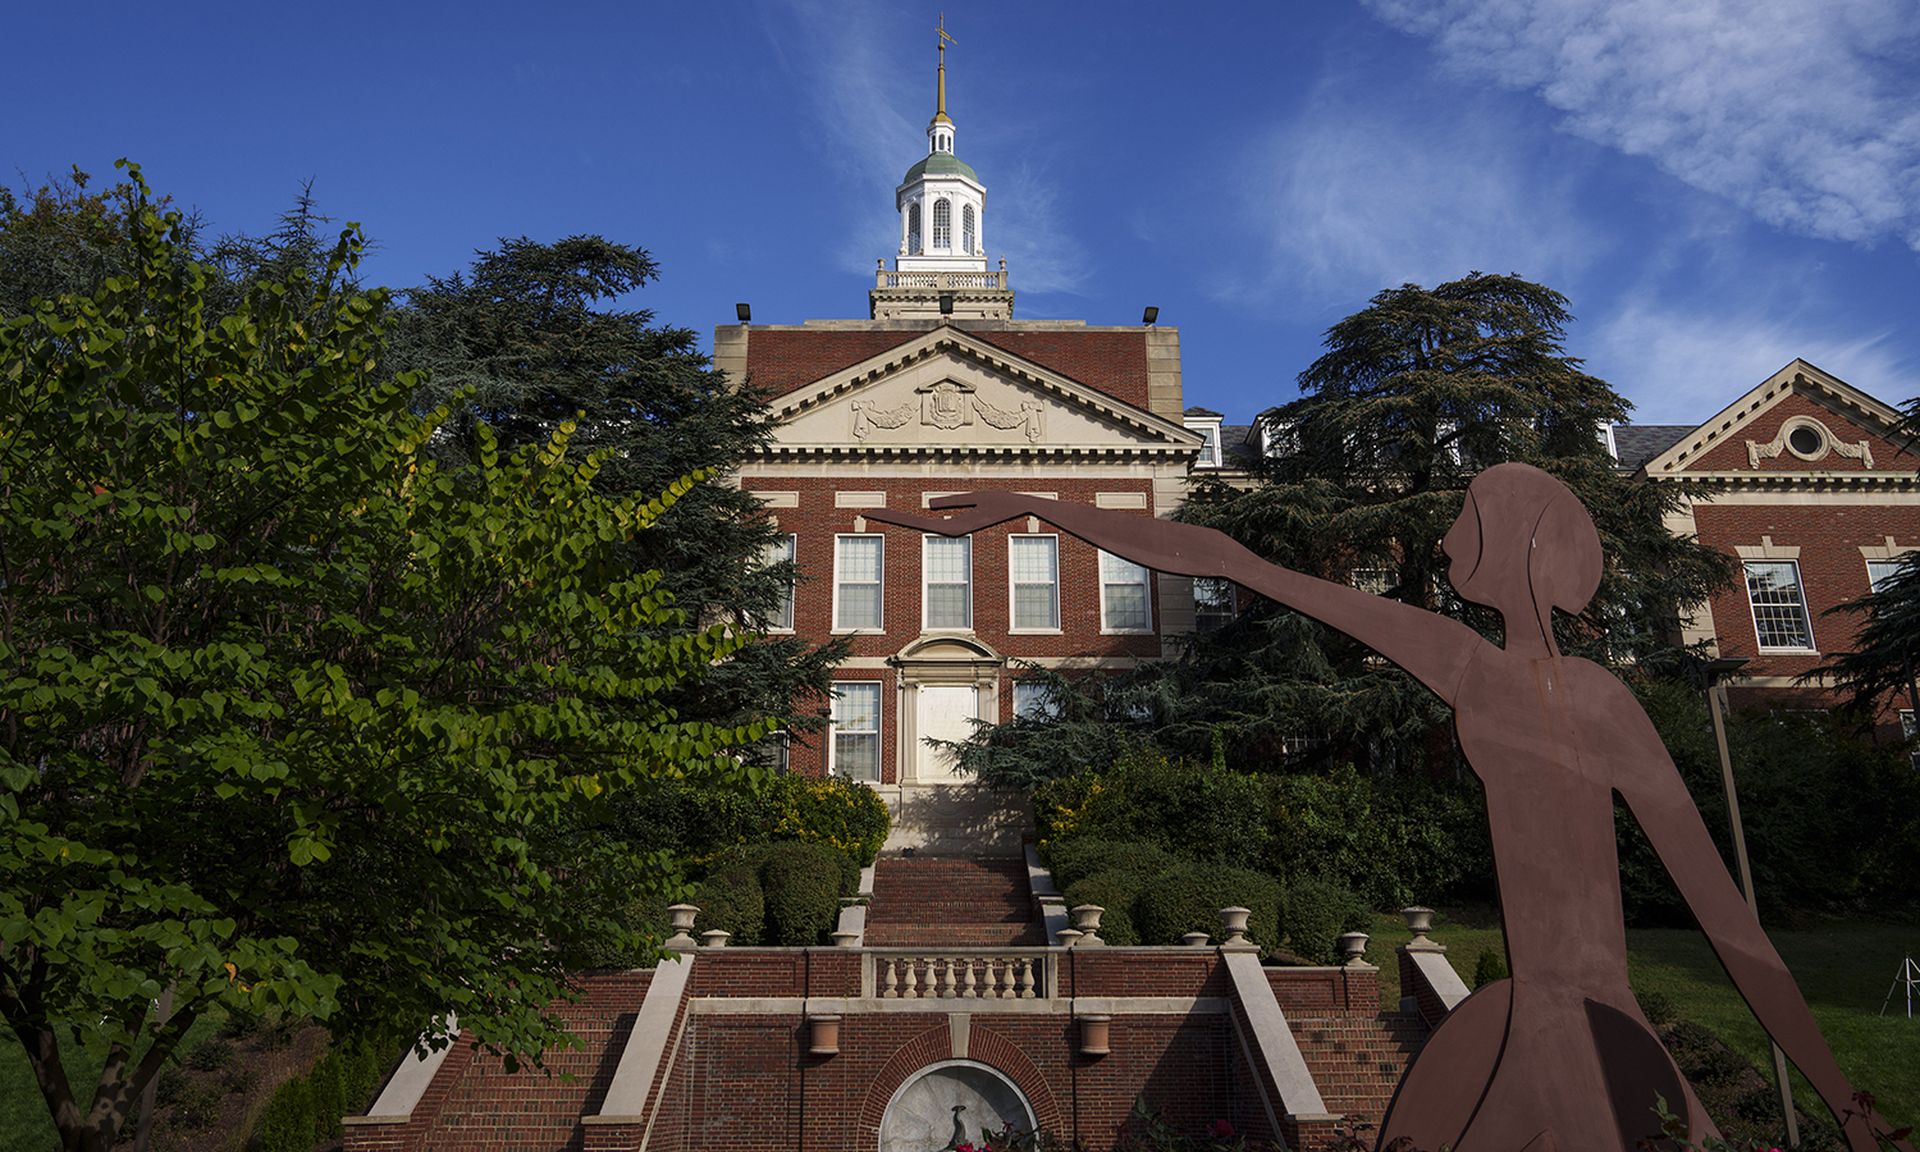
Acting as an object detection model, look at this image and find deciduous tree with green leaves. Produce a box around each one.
[0,164,771,1152]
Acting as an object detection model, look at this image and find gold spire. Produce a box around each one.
[933,13,955,126]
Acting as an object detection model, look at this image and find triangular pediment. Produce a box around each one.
[757,327,1200,457]
[1641,358,1916,482]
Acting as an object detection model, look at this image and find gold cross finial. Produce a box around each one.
[933,13,956,122]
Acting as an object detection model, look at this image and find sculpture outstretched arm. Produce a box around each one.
[865,492,1483,704]
[1608,699,1912,1152]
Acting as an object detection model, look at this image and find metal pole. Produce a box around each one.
[1708,680,1799,1148]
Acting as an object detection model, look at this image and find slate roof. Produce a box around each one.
[1612,424,1694,471]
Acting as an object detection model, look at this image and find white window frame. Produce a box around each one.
[1867,558,1907,594]
[932,198,951,250]
[921,533,973,631]
[1193,577,1236,632]
[1007,534,1061,634]
[1099,549,1154,634]
[761,533,796,632]
[833,534,884,633]
[828,682,882,781]
[1743,559,1817,654]
[1012,680,1060,722]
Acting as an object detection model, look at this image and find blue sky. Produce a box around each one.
[8,0,1919,425]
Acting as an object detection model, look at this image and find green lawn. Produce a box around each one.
[1366,907,1920,1130]
[0,1015,221,1152]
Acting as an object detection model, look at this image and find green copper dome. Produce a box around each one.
[902,152,978,185]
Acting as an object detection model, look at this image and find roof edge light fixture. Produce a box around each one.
[736,302,752,323]
[1142,306,1159,326]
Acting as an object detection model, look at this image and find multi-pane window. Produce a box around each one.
[962,204,976,254]
[830,683,881,781]
[1261,418,1299,457]
[1744,560,1815,651]
[907,202,921,255]
[1349,568,1392,596]
[1193,577,1236,632]
[1009,535,1060,630]
[1013,681,1059,722]
[1868,558,1909,594]
[923,535,972,629]
[1100,550,1152,633]
[834,535,884,631]
[932,199,951,249]
[761,534,796,631]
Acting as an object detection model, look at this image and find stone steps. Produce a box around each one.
[1292,1012,1428,1130]
[865,857,1043,947]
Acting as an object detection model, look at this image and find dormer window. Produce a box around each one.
[1183,418,1223,467]
[1262,418,1299,457]
[932,199,951,249]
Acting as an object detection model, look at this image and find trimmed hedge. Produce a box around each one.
[1133,862,1283,950]
[695,863,767,946]
[1281,876,1369,963]
[1059,873,1143,946]
[253,1033,392,1152]
[759,840,848,946]
[1043,838,1174,891]
[617,773,892,868]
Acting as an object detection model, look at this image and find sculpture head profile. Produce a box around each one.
[1443,462,1603,650]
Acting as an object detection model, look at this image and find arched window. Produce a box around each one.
[932,199,951,249]
[962,204,976,254]
[907,202,921,255]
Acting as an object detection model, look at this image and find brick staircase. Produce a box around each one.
[1292,1011,1428,1133]
[864,856,1044,946]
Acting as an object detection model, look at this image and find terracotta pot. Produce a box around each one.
[1079,1014,1112,1057]
[807,1014,841,1056]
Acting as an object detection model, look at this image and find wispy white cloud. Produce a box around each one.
[1220,77,1607,304]
[1362,0,1920,252]
[1589,302,1918,423]
[758,0,1087,295]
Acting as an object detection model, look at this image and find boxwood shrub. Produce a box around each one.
[758,840,850,946]
[1059,872,1144,946]
[1281,875,1370,964]
[695,863,766,946]
[1133,862,1283,950]
[1043,838,1175,891]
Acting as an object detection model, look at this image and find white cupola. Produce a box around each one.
[895,18,987,273]
[870,18,1012,321]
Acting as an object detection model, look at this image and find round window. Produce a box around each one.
[1788,424,1825,457]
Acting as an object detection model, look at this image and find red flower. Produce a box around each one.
[1208,1119,1237,1139]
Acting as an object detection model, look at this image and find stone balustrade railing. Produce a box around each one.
[873,269,1009,291]
[861,950,1051,1000]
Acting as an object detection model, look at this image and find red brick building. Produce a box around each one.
[1616,359,1920,723]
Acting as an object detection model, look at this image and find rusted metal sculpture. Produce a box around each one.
[866,464,1911,1152]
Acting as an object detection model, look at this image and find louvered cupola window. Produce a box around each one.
[932,199,951,249]
[962,204,976,254]
[907,202,922,255]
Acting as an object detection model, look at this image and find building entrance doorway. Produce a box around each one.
[913,685,976,784]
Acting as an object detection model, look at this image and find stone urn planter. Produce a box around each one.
[1338,931,1371,967]
[1069,904,1106,946]
[665,903,700,951]
[700,929,731,949]
[1401,906,1435,940]
[1182,931,1212,947]
[1217,906,1252,948]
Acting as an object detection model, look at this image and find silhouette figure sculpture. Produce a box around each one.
[866,464,1910,1152]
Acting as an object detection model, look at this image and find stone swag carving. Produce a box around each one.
[850,380,1044,443]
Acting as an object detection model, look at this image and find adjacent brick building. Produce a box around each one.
[1618,358,1920,726]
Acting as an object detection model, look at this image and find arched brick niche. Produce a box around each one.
[858,1022,1064,1147]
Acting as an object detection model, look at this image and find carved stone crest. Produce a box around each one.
[919,380,976,430]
